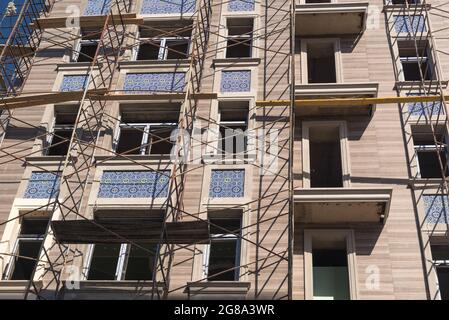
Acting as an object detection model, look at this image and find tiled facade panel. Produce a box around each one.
[140,0,195,14]
[209,169,245,198]
[98,170,170,198]
[228,0,255,12]
[394,15,426,33]
[24,172,61,199]
[123,73,186,93]
[83,0,111,15]
[59,75,88,92]
[406,93,443,116]
[423,194,448,224]
[220,71,251,92]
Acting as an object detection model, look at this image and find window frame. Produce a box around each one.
[300,38,342,84]
[3,217,49,280]
[114,118,178,155]
[301,120,351,188]
[202,217,242,282]
[133,32,191,61]
[225,18,254,59]
[85,242,160,281]
[303,229,358,300]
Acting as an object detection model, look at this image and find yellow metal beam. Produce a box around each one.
[0,91,217,110]
[256,95,449,107]
[30,14,143,29]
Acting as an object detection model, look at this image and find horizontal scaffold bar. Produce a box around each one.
[0,91,218,110]
[256,95,449,107]
[30,13,143,29]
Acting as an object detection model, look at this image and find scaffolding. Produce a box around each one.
[383,0,449,299]
[0,0,447,300]
[0,0,293,300]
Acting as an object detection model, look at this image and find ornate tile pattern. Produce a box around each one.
[423,194,448,224]
[228,0,255,12]
[98,171,170,198]
[394,15,426,33]
[84,0,111,16]
[24,172,61,199]
[59,75,88,92]
[123,73,186,93]
[209,169,245,198]
[140,0,195,15]
[220,71,251,93]
[407,93,443,116]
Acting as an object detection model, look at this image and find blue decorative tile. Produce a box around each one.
[209,169,244,198]
[140,0,195,15]
[84,0,111,16]
[423,194,448,224]
[98,171,170,198]
[123,73,186,93]
[228,0,254,12]
[394,15,426,33]
[60,75,88,92]
[24,171,60,199]
[407,93,443,116]
[220,71,251,93]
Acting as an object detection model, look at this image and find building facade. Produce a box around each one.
[0,0,448,300]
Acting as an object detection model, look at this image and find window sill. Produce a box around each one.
[94,154,172,165]
[56,62,100,71]
[0,280,42,299]
[185,281,250,300]
[203,153,257,164]
[119,59,191,70]
[409,178,446,189]
[395,81,448,90]
[26,155,69,165]
[213,58,261,68]
[60,280,165,300]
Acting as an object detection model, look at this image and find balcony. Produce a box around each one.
[295,3,369,36]
[294,187,392,223]
[295,82,379,116]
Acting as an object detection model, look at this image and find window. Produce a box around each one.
[391,0,420,4]
[6,217,49,280]
[412,126,448,178]
[74,29,100,63]
[226,18,253,58]
[87,211,161,281]
[204,214,241,281]
[305,0,331,3]
[308,125,343,187]
[47,108,78,156]
[218,101,248,156]
[304,230,357,300]
[115,105,180,155]
[398,40,433,81]
[134,24,191,61]
[430,242,449,300]
[306,41,337,83]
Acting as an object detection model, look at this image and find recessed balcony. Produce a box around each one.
[295,82,379,116]
[294,187,392,223]
[295,3,369,36]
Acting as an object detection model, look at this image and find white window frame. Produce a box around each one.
[300,38,342,84]
[114,118,178,155]
[46,115,76,156]
[301,121,351,188]
[202,220,242,281]
[304,229,358,300]
[72,31,100,63]
[133,31,191,61]
[84,243,160,281]
[225,19,254,59]
[3,219,47,280]
[412,129,449,178]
